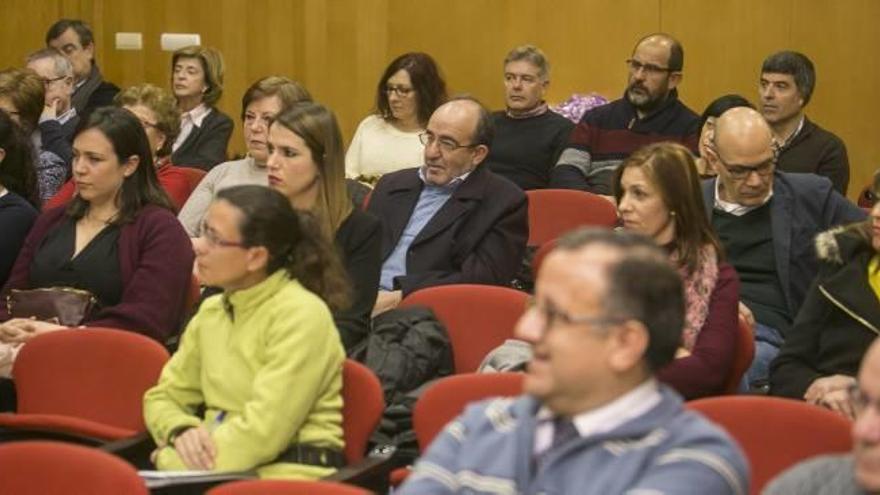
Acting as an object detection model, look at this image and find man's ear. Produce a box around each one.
[606,320,649,373]
[472,144,490,166]
[83,41,95,60]
[668,71,683,90]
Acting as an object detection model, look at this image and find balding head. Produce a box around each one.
[854,340,880,491]
[633,33,683,72]
[708,107,776,206]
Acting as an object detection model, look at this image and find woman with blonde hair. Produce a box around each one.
[268,102,381,352]
[613,142,740,398]
[169,45,233,170]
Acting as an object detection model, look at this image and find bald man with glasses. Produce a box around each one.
[701,107,864,392]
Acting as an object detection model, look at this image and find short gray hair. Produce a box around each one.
[503,44,549,80]
[26,48,73,78]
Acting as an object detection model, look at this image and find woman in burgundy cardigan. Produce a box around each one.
[614,142,739,399]
[0,107,194,345]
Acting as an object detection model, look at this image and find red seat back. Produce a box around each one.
[13,328,169,432]
[179,166,207,191]
[526,189,618,246]
[687,396,853,494]
[0,441,148,494]
[208,480,371,494]
[341,359,384,463]
[414,373,523,451]
[399,284,528,373]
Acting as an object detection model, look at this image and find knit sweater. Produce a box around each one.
[485,110,574,190]
[777,117,850,195]
[399,386,749,495]
[550,91,700,195]
[144,270,345,479]
[345,114,423,179]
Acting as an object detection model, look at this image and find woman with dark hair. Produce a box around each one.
[346,52,447,182]
[268,102,381,353]
[614,142,740,398]
[696,94,754,177]
[770,172,880,418]
[144,185,348,478]
[0,109,38,287]
[47,83,193,210]
[169,45,233,170]
[0,106,193,345]
[178,76,312,236]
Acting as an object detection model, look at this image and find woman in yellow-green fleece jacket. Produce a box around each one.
[143,184,351,479]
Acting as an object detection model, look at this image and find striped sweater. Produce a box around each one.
[550,91,700,195]
[399,386,748,495]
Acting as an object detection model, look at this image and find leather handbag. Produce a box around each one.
[6,287,97,327]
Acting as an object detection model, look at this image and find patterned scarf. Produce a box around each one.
[676,245,720,351]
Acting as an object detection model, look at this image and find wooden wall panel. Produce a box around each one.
[0,0,876,197]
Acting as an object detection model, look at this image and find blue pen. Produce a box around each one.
[209,410,226,432]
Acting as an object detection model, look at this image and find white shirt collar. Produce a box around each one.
[182,103,211,128]
[417,165,472,189]
[713,178,773,216]
[534,378,662,454]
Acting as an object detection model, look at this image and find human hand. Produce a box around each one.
[805,374,857,405]
[41,98,59,120]
[675,347,692,359]
[372,290,402,317]
[818,387,857,420]
[172,425,217,470]
[738,302,755,329]
[0,319,66,344]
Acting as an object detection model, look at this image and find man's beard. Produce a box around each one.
[626,82,669,115]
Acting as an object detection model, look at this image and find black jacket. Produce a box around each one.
[333,208,382,353]
[770,225,880,398]
[367,165,528,295]
[171,109,234,171]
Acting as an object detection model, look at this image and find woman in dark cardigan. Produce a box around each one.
[0,107,194,345]
[614,142,739,399]
[266,102,381,353]
[770,173,880,418]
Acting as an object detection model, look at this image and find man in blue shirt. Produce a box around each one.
[368,96,528,315]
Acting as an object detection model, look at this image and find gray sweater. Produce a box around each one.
[399,386,749,494]
[763,454,866,495]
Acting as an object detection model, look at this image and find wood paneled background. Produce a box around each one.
[1,0,876,198]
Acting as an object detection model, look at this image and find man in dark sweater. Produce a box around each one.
[484,45,573,190]
[701,107,864,390]
[45,19,119,119]
[26,49,78,169]
[759,51,849,194]
[550,33,699,195]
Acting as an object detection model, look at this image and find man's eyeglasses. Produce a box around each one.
[201,225,247,249]
[525,297,625,333]
[41,75,67,87]
[385,85,414,97]
[625,59,673,76]
[847,383,879,417]
[419,132,479,154]
[715,153,777,180]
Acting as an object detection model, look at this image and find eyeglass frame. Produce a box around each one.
[201,223,248,250]
[41,75,68,87]
[385,84,414,97]
[418,131,481,154]
[625,58,675,77]
[712,147,778,180]
[524,296,627,334]
[847,382,880,417]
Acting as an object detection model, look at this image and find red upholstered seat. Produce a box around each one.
[399,284,529,373]
[341,359,384,463]
[526,189,618,246]
[391,372,524,486]
[209,479,371,494]
[687,395,853,494]
[0,441,148,494]
[0,328,169,441]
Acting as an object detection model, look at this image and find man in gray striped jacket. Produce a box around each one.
[399,228,749,495]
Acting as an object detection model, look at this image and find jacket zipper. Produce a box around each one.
[819,285,880,336]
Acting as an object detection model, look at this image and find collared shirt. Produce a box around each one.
[713,178,774,217]
[778,115,805,149]
[378,167,469,290]
[172,103,212,152]
[39,106,77,126]
[533,378,662,455]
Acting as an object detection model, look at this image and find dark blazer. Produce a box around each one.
[334,207,382,353]
[368,165,528,295]
[770,226,880,399]
[171,108,234,171]
[701,171,866,323]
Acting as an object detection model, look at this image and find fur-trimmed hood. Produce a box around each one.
[815,223,872,264]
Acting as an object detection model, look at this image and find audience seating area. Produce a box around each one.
[525,189,619,247]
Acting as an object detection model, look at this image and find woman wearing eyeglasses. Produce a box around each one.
[770,172,880,418]
[47,84,193,211]
[267,102,381,353]
[145,185,348,478]
[614,142,739,399]
[345,52,447,183]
